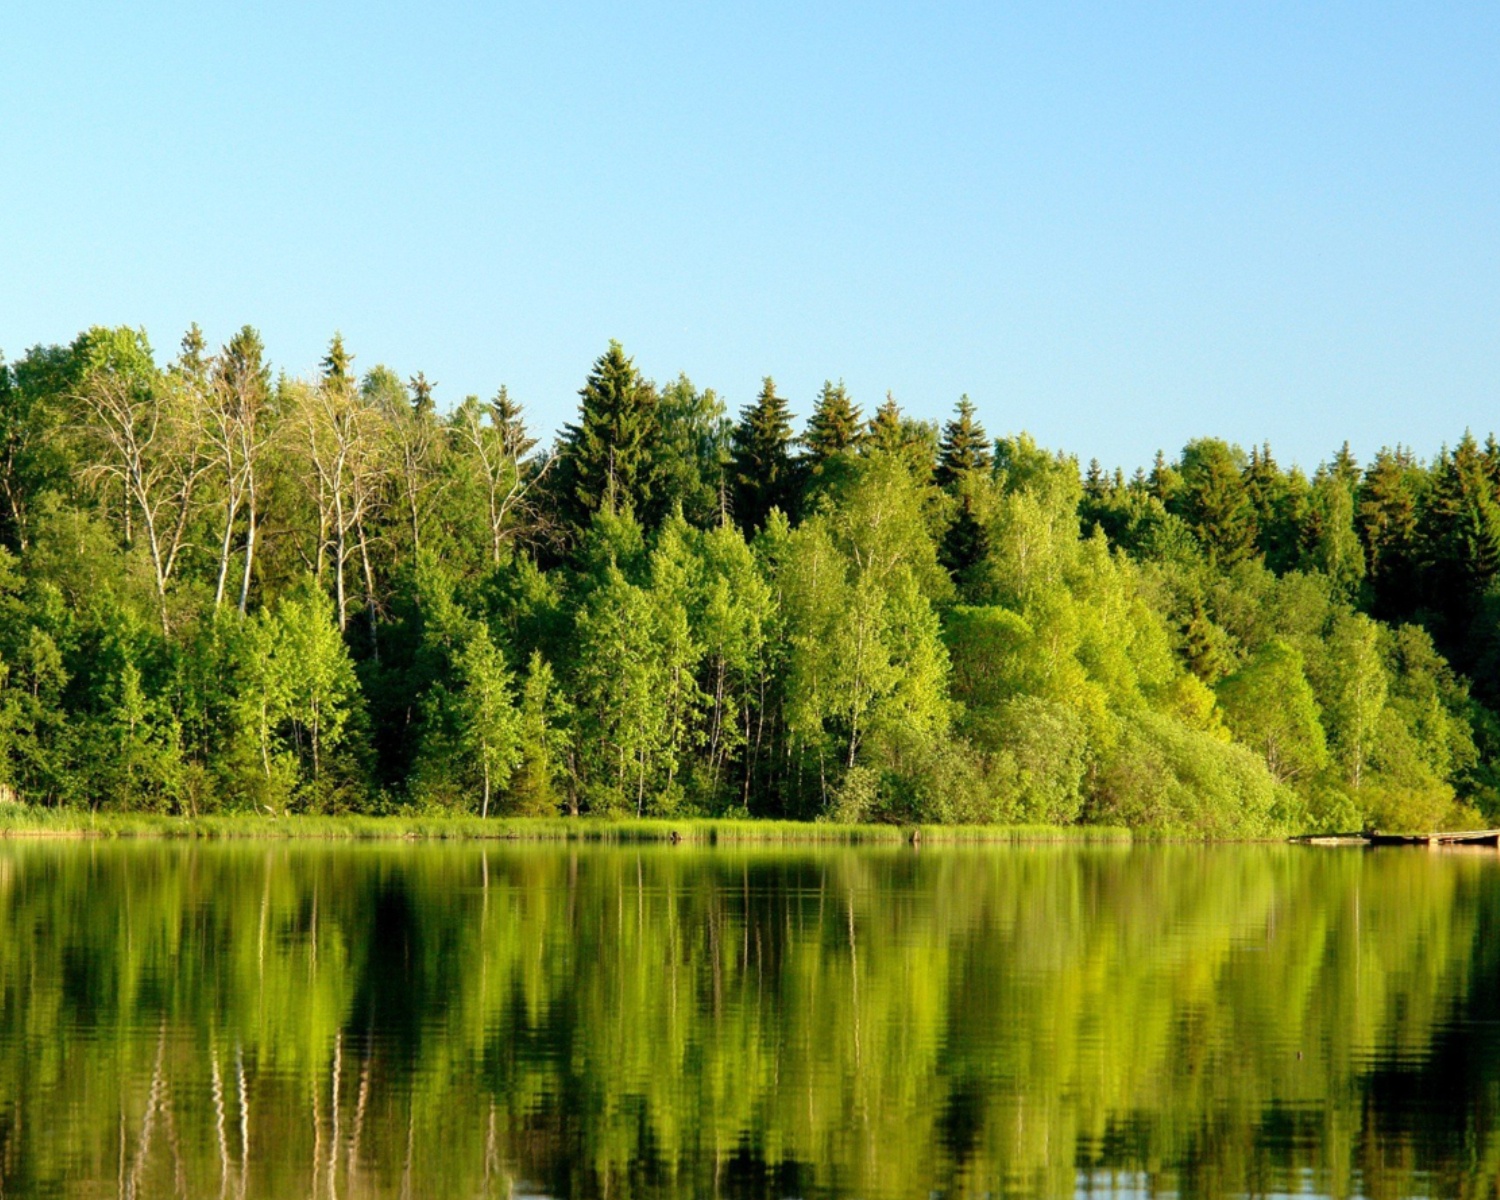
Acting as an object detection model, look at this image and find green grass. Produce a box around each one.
[0,807,1136,844]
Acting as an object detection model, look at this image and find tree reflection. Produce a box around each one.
[0,843,1492,1198]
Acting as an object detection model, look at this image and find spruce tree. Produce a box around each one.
[555,341,662,534]
[803,380,863,465]
[1418,433,1500,658]
[865,393,938,476]
[729,376,795,533]
[491,385,535,461]
[1358,446,1424,621]
[935,396,993,581]
[1174,439,1257,567]
[935,396,992,491]
[867,394,905,456]
[408,371,436,418]
[175,323,209,387]
[321,332,354,391]
[1083,458,1108,501]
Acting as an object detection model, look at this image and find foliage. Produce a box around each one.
[0,324,1495,831]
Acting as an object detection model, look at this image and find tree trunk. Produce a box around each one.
[214,495,239,608]
[238,494,257,615]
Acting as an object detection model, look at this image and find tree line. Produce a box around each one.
[0,325,1495,830]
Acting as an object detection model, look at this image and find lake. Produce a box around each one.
[0,840,1495,1198]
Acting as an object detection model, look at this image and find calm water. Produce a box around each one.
[1,841,1497,1198]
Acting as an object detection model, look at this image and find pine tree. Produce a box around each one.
[555,341,662,533]
[729,376,795,534]
[935,396,992,491]
[1330,441,1360,488]
[1243,445,1287,563]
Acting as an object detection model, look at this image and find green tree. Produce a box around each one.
[936,397,993,580]
[1316,613,1387,792]
[572,566,672,814]
[1358,446,1425,622]
[865,393,937,477]
[239,584,361,805]
[1216,639,1328,787]
[452,623,522,818]
[934,395,991,490]
[655,374,731,526]
[729,376,796,534]
[802,380,863,469]
[555,341,663,533]
[511,651,571,815]
[1300,467,1366,597]
[1172,439,1257,567]
[1418,433,1500,667]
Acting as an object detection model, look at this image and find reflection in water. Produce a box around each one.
[0,842,1494,1197]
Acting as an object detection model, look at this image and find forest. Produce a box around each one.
[0,325,1496,833]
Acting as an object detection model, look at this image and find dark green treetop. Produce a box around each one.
[555,341,663,533]
[803,380,863,465]
[491,385,535,460]
[321,332,354,390]
[408,371,436,417]
[866,393,937,476]
[1173,439,1257,567]
[935,395,992,491]
[729,376,796,534]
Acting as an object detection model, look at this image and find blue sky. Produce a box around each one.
[3,2,1496,471]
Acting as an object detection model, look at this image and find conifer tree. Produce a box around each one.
[1173,439,1257,567]
[491,385,535,461]
[867,394,905,456]
[865,393,937,477]
[1419,433,1500,657]
[1148,450,1181,505]
[1358,446,1424,621]
[408,371,436,417]
[935,397,993,581]
[935,396,991,491]
[729,377,795,534]
[175,323,209,388]
[321,332,354,391]
[803,380,863,465]
[555,341,662,533]
[1083,459,1108,501]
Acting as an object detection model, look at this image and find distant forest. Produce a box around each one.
[0,325,1496,832]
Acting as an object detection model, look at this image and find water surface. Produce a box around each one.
[1,841,1496,1198]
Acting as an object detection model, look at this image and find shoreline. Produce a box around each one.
[0,810,1147,844]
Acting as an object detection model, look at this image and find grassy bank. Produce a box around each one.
[0,808,1135,844]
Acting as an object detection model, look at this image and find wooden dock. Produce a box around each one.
[1291,829,1500,847]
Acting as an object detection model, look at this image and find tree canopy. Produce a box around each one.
[0,323,1494,832]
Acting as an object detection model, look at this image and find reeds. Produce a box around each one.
[0,808,1136,843]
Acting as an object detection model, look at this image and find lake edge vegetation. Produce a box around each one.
[0,326,1496,834]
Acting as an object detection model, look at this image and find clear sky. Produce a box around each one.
[3,1,1496,472]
